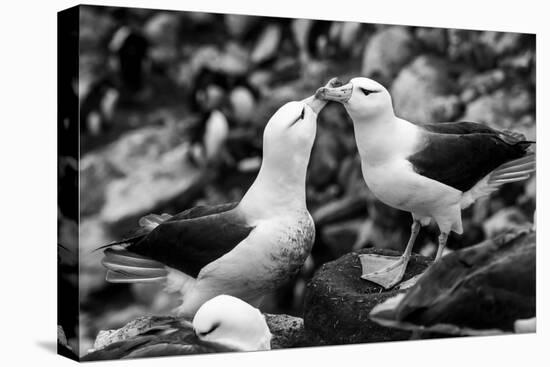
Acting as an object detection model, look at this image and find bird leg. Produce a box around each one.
[398,231,450,290]
[359,220,421,289]
[435,232,449,261]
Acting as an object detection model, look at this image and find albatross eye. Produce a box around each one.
[360,88,372,96]
[195,322,221,337]
[299,107,305,119]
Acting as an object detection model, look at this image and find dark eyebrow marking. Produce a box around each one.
[196,322,221,337]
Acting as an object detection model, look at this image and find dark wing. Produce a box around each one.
[408,126,532,192]
[421,121,500,135]
[124,203,253,277]
[395,231,535,331]
[166,202,239,222]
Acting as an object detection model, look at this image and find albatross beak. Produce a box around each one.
[315,82,353,103]
[303,95,327,115]
[301,77,343,114]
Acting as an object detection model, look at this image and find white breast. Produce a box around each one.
[178,211,314,316]
[362,158,462,218]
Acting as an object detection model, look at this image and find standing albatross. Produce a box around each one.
[100,81,334,317]
[316,77,535,289]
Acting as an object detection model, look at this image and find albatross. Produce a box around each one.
[82,295,272,360]
[99,81,333,317]
[316,77,535,289]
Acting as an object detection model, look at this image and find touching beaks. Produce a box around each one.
[315,82,353,103]
[300,77,342,115]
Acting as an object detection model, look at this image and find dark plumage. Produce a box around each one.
[370,230,535,333]
[81,318,233,361]
[117,203,253,277]
[409,122,533,192]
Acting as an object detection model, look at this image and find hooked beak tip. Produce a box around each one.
[314,87,327,100]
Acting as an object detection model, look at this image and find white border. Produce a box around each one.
[0,1,547,366]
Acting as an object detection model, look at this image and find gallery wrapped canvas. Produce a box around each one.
[58,4,536,362]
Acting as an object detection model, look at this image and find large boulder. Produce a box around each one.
[462,87,535,140]
[303,248,431,345]
[362,26,418,85]
[391,55,460,123]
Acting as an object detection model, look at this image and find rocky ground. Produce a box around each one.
[61,5,536,356]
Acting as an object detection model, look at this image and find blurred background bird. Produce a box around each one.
[316,77,535,288]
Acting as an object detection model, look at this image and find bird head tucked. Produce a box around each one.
[192,295,272,352]
[316,77,394,122]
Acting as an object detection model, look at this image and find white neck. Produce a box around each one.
[350,112,420,166]
[238,155,309,218]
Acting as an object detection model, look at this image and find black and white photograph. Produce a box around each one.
[55,3,539,362]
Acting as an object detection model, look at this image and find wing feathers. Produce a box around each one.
[139,213,172,231]
[461,154,535,208]
[496,154,535,170]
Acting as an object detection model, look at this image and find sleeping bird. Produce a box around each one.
[99,83,333,317]
[82,295,272,360]
[316,77,535,289]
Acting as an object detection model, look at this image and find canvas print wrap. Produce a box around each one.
[57,4,536,361]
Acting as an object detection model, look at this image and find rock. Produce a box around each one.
[80,124,204,225]
[251,24,282,64]
[264,314,306,349]
[92,313,307,351]
[203,110,229,161]
[362,26,417,84]
[415,27,447,54]
[329,21,363,52]
[390,55,455,123]
[303,248,431,345]
[312,194,367,227]
[225,14,258,39]
[500,49,535,73]
[479,31,524,57]
[229,86,256,124]
[190,43,250,77]
[462,87,534,138]
[483,207,530,238]
[80,156,124,217]
[308,127,346,188]
[430,95,463,121]
[144,12,181,45]
[144,12,180,64]
[320,219,365,258]
[448,29,495,69]
[92,316,176,351]
[100,144,206,226]
[459,69,506,103]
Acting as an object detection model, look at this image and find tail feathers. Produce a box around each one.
[499,130,535,146]
[106,270,167,283]
[461,154,535,209]
[103,248,168,283]
[488,154,536,186]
